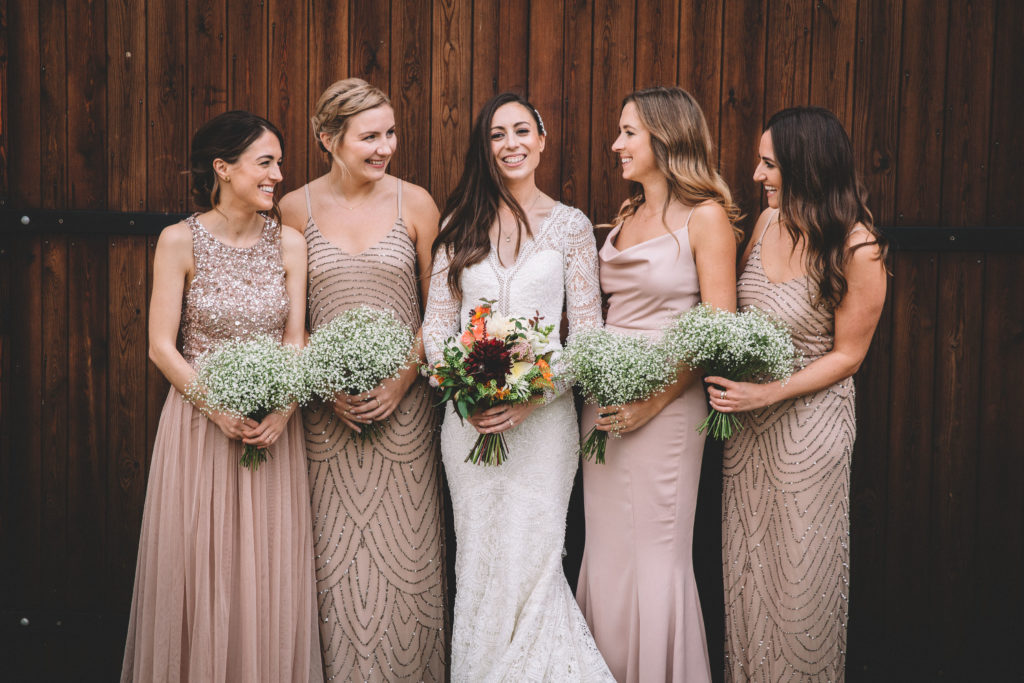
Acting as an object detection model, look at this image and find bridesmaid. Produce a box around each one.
[122,111,322,681]
[576,86,740,683]
[708,107,887,681]
[279,78,447,681]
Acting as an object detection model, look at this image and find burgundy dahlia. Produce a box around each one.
[465,336,512,387]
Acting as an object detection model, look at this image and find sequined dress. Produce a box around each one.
[301,182,447,681]
[121,213,323,682]
[722,216,854,681]
[423,204,614,682]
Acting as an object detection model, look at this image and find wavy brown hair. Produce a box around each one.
[765,106,888,309]
[431,92,546,298]
[609,86,742,240]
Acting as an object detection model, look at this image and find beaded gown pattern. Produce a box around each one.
[423,204,614,682]
[722,221,854,682]
[301,183,447,682]
[122,213,323,682]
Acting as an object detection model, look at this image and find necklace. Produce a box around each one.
[498,190,542,243]
[328,179,374,211]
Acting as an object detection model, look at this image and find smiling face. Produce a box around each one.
[754,129,783,209]
[489,102,545,184]
[325,104,397,181]
[217,129,283,212]
[611,101,660,184]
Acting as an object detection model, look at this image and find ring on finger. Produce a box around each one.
[720,390,727,399]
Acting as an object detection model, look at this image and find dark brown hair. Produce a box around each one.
[765,106,888,309]
[431,92,546,298]
[189,110,285,224]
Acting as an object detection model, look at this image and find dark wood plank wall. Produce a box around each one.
[1,1,1021,680]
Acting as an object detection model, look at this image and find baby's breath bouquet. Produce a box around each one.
[188,335,304,470]
[302,305,415,441]
[564,327,677,463]
[662,303,799,440]
[427,299,556,466]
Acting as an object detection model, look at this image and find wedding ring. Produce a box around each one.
[720,390,727,399]
[507,418,513,429]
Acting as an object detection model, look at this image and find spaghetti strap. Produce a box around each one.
[396,180,404,222]
[303,184,313,225]
[755,209,780,248]
[682,205,697,229]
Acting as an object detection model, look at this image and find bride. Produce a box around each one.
[423,92,613,681]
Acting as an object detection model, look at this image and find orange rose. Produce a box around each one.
[536,358,553,381]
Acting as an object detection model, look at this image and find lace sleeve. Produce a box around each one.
[422,247,462,370]
[548,209,603,398]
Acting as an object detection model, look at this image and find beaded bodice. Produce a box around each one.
[180,213,289,363]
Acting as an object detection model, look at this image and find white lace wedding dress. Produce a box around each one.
[423,203,614,682]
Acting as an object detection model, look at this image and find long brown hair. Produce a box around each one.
[431,92,546,298]
[609,86,742,240]
[765,106,888,309]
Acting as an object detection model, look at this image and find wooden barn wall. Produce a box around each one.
[1,0,1022,680]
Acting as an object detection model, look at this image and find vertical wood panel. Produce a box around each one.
[471,0,499,116]
[883,251,936,678]
[763,0,812,117]
[147,0,188,212]
[391,1,431,189]
[895,0,948,226]
[560,0,593,212]
[986,0,1024,227]
[6,0,41,208]
[228,0,268,113]
[635,0,678,87]
[527,0,565,198]
[268,0,308,195]
[67,0,107,210]
[808,0,857,130]
[306,0,349,183]
[589,0,633,222]
[498,0,529,94]
[39,0,67,208]
[188,0,228,130]
[677,1,723,165]
[350,0,390,92]
[431,0,472,203]
[940,0,995,228]
[107,0,147,212]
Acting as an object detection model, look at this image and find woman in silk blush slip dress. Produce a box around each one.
[121,111,322,682]
[279,78,447,682]
[710,107,888,682]
[576,86,741,683]
[422,92,614,682]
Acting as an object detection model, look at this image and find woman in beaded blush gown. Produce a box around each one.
[279,78,447,682]
[121,111,322,682]
[422,92,613,682]
[576,87,740,683]
[706,107,887,682]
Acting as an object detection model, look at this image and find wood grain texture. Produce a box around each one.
[528,0,565,198]
[38,0,66,209]
[350,0,390,91]
[147,0,188,212]
[268,0,308,196]
[635,0,678,88]
[559,0,593,212]
[228,0,268,113]
[391,0,431,189]
[677,0,722,165]
[188,0,228,132]
[107,0,147,212]
[431,0,472,203]
[986,0,1024,227]
[808,0,857,130]
[763,0,812,117]
[306,0,348,182]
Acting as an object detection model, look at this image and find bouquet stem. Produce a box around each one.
[580,426,609,464]
[465,432,508,466]
[240,444,270,470]
[697,408,743,441]
[355,419,385,443]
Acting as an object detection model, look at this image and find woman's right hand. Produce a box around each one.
[207,410,260,441]
[333,393,370,433]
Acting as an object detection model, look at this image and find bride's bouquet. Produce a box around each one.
[662,303,799,440]
[428,299,556,466]
[564,327,677,463]
[188,335,305,470]
[302,305,415,441]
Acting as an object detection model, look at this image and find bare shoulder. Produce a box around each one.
[156,220,192,253]
[279,222,306,250]
[401,180,441,219]
[688,200,733,242]
[279,186,309,233]
[846,223,884,260]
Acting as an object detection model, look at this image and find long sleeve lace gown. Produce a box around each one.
[422,203,614,682]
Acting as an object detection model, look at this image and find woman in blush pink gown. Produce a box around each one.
[576,87,741,683]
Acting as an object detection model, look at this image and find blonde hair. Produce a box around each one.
[310,78,391,154]
[612,86,742,240]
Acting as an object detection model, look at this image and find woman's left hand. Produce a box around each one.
[592,395,665,436]
[705,376,776,413]
[241,408,293,449]
[343,365,417,424]
[466,401,540,435]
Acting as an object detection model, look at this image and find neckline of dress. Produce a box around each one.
[487,202,564,272]
[604,222,690,256]
[191,213,270,251]
[309,214,402,257]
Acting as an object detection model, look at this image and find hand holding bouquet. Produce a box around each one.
[564,327,677,463]
[302,305,415,441]
[429,300,556,466]
[662,303,799,440]
[188,336,305,469]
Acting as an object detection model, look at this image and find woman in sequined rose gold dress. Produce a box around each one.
[280,79,447,682]
[121,112,322,681]
[707,107,887,682]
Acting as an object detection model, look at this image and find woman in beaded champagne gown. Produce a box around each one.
[423,93,613,681]
[576,87,740,683]
[280,78,446,681]
[706,108,887,682]
[121,112,322,682]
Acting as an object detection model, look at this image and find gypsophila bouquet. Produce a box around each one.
[188,335,304,470]
[662,303,799,440]
[302,305,415,441]
[427,299,556,466]
[564,327,677,463]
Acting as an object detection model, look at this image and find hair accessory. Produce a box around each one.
[532,107,547,136]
